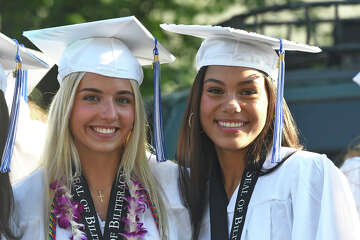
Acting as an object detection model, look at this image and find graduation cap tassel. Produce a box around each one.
[0,40,26,173]
[271,39,285,163]
[153,37,167,162]
[23,67,28,102]
[19,43,28,102]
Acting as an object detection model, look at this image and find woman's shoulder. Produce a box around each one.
[147,153,179,181]
[280,147,336,173]
[267,147,349,194]
[341,156,360,173]
[262,147,341,186]
[13,168,45,195]
[147,154,192,240]
[147,154,184,206]
[11,168,46,237]
[13,168,45,216]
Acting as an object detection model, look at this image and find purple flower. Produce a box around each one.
[50,180,61,190]
[50,180,86,240]
[121,179,149,239]
[72,201,84,222]
[57,213,71,228]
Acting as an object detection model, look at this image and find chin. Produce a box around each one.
[214,141,249,152]
[87,144,123,154]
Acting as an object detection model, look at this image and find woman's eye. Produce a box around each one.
[207,87,224,95]
[240,89,257,96]
[83,95,99,102]
[116,97,131,104]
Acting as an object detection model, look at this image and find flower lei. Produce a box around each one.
[121,179,149,239]
[49,178,155,240]
[50,180,87,240]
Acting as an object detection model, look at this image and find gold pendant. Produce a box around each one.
[97,190,105,203]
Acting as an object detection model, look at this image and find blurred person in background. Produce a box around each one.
[4,56,52,184]
[340,72,360,215]
[0,32,50,239]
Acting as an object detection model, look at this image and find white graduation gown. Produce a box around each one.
[341,156,360,216]
[9,101,46,184]
[199,147,360,240]
[12,159,191,240]
[149,157,192,240]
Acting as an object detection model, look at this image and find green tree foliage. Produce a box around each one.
[0,0,276,99]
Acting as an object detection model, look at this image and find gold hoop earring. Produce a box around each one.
[124,131,132,145]
[188,112,195,129]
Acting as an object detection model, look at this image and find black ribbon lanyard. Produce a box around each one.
[210,160,259,240]
[71,172,129,240]
[228,169,259,239]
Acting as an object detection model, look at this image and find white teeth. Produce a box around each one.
[93,127,116,134]
[218,121,245,128]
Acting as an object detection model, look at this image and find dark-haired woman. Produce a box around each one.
[161,24,360,240]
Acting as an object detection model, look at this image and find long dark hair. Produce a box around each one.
[176,66,303,239]
[0,90,18,239]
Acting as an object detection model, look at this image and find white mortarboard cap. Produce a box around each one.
[0,32,49,93]
[160,24,321,80]
[24,16,175,85]
[353,72,360,86]
[5,57,54,110]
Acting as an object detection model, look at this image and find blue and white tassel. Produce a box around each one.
[271,39,285,163]
[22,67,28,102]
[153,38,166,162]
[0,40,27,173]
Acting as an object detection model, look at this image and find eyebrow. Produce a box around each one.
[204,74,263,86]
[79,88,134,96]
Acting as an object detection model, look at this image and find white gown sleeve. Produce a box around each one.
[341,156,360,215]
[12,169,46,240]
[291,154,360,240]
[148,156,192,240]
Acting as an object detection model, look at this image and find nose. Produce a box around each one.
[224,96,241,114]
[100,99,117,121]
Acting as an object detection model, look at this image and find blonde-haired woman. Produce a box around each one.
[13,17,190,240]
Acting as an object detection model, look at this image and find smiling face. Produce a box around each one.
[200,66,269,154]
[70,72,135,159]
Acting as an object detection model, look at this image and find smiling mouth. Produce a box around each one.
[217,120,247,128]
[92,127,118,134]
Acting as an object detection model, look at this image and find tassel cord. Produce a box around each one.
[271,39,285,163]
[153,38,166,162]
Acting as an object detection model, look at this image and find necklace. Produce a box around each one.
[96,190,105,203]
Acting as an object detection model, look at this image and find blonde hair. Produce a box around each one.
[42,72,168,238]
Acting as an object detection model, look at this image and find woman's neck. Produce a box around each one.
[78,149,122,220]
[216,148,246,200]
[79,151,121,188]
